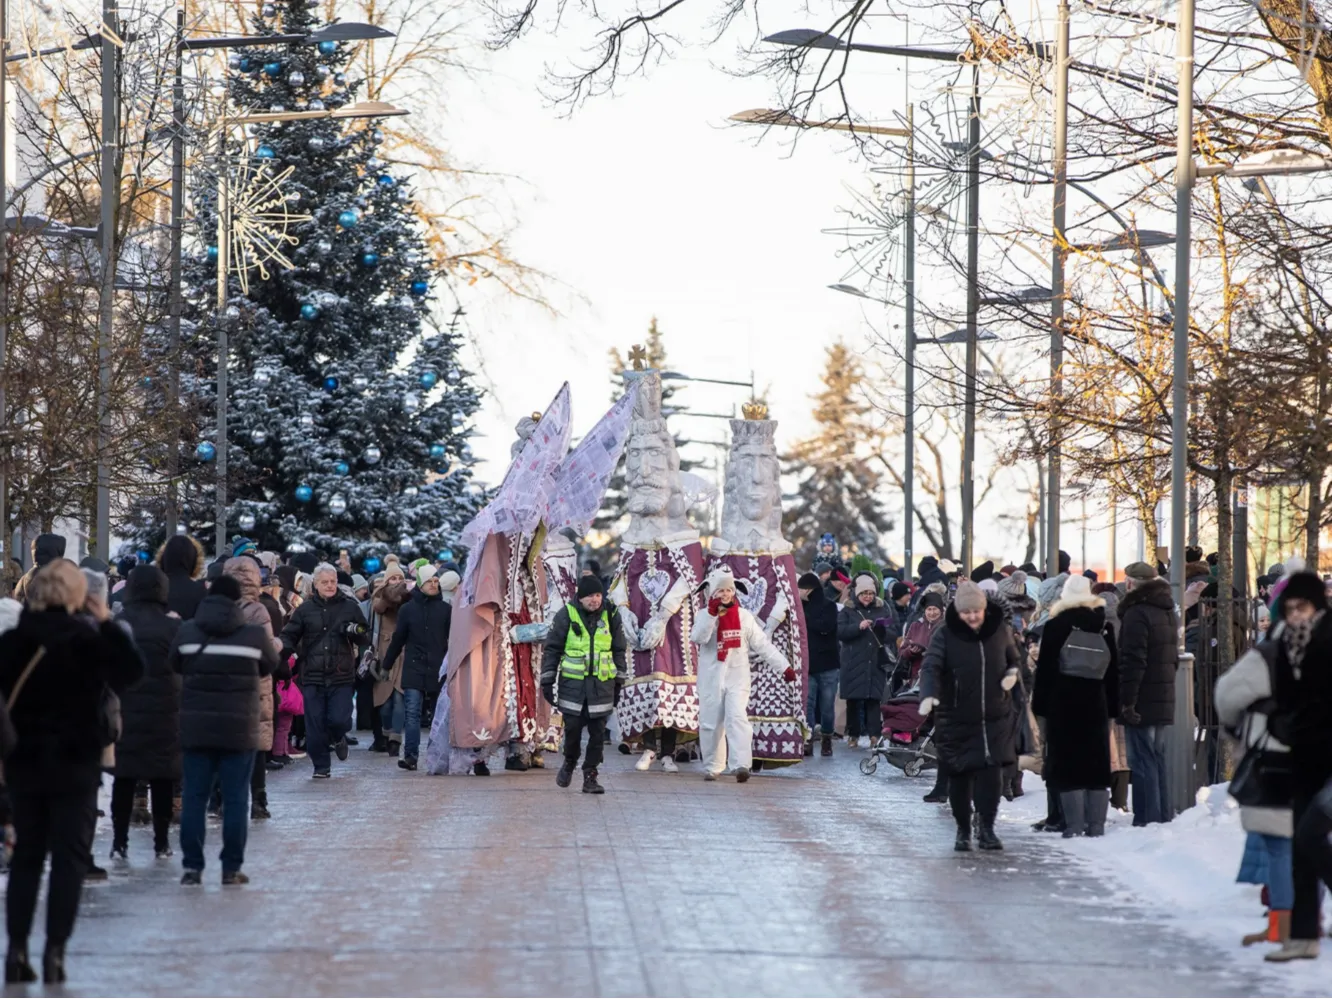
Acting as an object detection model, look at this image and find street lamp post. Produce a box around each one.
[94,0,119,561]
[1048,0,1070,581]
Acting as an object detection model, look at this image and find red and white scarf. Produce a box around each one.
[710,597,743,662]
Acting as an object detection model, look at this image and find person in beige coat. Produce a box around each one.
[222,557,285,819]
[371,565,410,757]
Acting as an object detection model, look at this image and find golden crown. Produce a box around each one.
[741,399,769,421]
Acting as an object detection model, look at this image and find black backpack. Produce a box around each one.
[1059,627,1112,680]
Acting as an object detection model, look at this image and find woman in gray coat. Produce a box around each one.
[837,575,896,748]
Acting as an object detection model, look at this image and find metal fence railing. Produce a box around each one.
[1189,596,1266,785]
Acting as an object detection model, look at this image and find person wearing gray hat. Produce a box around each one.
[919,580,1021,852]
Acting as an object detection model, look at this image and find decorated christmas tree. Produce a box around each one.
[146,0,483,565]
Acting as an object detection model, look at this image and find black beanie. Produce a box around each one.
[797,572,821,590]
[576,575,603,600]
[1278,571,1328,615]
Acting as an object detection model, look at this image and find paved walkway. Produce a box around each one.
[41,738,1289,996]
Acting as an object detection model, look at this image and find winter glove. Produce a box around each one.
[1000,669,1018,692]
[782,666,797,684]
[639,617,667,650]
[541,683,555,707]
[918,696,939,717]
[707,596,723,617]
[1120,704,1142,726]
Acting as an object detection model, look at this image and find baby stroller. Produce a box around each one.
[860,688,937,778]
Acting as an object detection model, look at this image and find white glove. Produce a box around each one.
[1000,669,1018,692]
[639,617,667,650]
[918,696,939,716]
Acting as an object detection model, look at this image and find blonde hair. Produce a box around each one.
[27,560,88,613]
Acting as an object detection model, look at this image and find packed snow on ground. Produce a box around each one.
[996,773,1328,993]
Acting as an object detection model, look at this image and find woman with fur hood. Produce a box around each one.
[157,535,208,621]
[1031,575,1120,837]
[371,564,411,757]
[919,580,1021,851]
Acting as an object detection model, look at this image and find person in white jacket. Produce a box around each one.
[690,567,794,782]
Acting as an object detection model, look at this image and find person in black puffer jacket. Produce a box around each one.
[799,572,839,757]
[920,581,1020,852]
[157,534,208,622]
[279,563,368,777]
[381,563,451,770]
[1116,561,1179,827]
[172,575,277,886]
[110,566,182,861]
[837,575,897,748]
[0,560,143,984]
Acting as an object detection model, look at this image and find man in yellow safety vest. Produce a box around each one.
[540,575,628,793]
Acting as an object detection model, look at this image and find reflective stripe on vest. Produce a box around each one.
[560,604,615,682]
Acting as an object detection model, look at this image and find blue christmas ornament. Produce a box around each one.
[256,145,276,160]
[262,61,282,76]
[295,484,313,503]
[138,549,151,562]
[440,549,454,562]
[300,303,318,320]
[377,174,395,188]
[195,441,216,462]
[410,280,428,296]
[338,209,360,229]
[239,57,253,73]
[141,375,152,387]
[361,252,379,267]
[363,557,382,574]
[419,371,438,389]
[334,461,350,476]
[429,442,447,461]
[323,375,339,392]
[206,245,218,262]
[318,40,337,55]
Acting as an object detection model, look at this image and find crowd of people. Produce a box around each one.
[797,535,1332,963]
[0,523,1328,981]
[0,531,461,983]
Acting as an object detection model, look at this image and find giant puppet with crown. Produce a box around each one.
[704,400,810,769]
[608,349,706,771]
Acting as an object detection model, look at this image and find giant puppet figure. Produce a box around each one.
[609,361,704,772]
[705,401,810,769]
[444,387,571,773]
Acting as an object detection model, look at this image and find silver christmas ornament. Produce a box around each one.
[403,485,418,499]
[372,128,384,143]
[254,368,272,387]
[252,429,268,445]
[315,64,331,79]
[363,445,382,465]
[403,392,420,413]
[309,99,325,111]
[299,413,314,429]
[238,511,257,531]
[316,239,332,255]
[352,374,369,390]
[287,70,305,87]
[329,494,347,515]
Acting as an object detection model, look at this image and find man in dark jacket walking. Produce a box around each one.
[799,572,839,756]
[540,575,628,793]
[382,562,451,771]
[1116,561,1179,826]
[171,575,277,886]
[280,563,369,778]
[111,567,182,861]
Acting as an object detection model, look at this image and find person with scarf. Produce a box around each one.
[837,574,896,749]
[690,567,794,782]
[1266,572,1332,962]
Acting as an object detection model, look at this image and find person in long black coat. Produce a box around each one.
[110,566,182,860]
[798,572,840,756]
[1031,575,1119,838]
[0,560,143,984]
[837,576,896,747]
[920,581,1020,852]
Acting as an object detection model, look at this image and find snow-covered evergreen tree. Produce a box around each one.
[143,0,483,565]
[782,341,893,566]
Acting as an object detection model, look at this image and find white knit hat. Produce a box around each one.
[854,574,878,596]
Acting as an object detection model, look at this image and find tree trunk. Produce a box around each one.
[1306,458,1325,570]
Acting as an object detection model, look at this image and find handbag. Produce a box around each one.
[1059,627,1111,680]
[277,678,305,716]
[1229,714,1293,809]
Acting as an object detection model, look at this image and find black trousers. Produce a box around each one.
[7,765,99,948]
[355,675,377,732]
[949,765,1002,830]
[1292,779,1332,940]
[845,698,883,739]
[250,751,267,807]
[110,777,172,852]
[563,709,607,772]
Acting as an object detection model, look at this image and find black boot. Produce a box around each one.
[387,740,401,758]
[556,761,575,788]
[6,946,37,983]
[504,754,529,772]
[42,943,65,985]
[582,768,605,794]
[368,736,389,753]
[977,820,1004,851]
[954,822,972,852]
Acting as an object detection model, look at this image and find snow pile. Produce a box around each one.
[1000,775,1328,993]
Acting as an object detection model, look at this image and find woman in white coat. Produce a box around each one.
[691,567,795,782]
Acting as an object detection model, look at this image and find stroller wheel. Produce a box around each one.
[859,756,878,776]
[903,758,924,778]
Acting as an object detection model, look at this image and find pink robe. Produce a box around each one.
[615,541,704,741]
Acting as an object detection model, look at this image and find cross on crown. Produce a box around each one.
[628,344,649,370]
